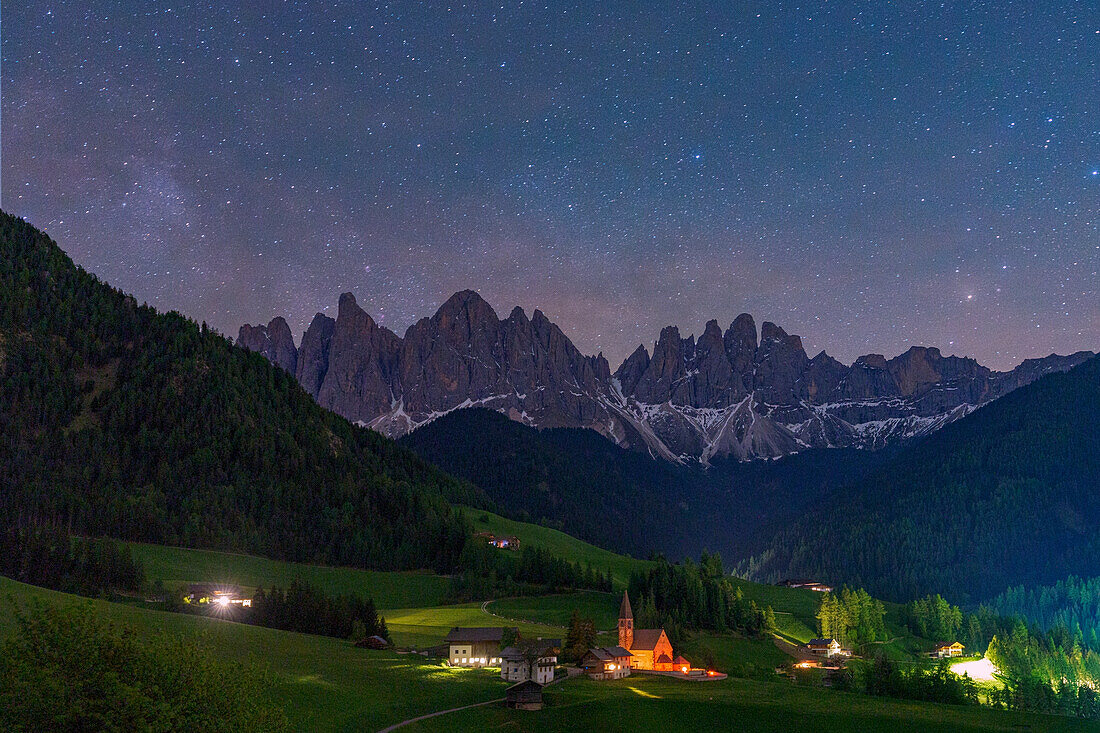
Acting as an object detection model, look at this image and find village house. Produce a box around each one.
[500,639,560,684]
[354,635,390,650]
[931,641,965,659]
[807,638,844,657]
[473,531,520,550]
[443,627,513,667]
[183,583,252,608]
[581,646,633,680]
[505,680,544,710]
[618,591,676,671]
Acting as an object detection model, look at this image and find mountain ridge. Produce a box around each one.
[240,290,1094,462]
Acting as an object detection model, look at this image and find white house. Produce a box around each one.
[807,638,843,658]
[500,641,559,684]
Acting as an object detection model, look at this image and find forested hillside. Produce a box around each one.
[402,407,882,561]
[986,577,1100,647]
[741,354,1100,602]
[0,212,482,571]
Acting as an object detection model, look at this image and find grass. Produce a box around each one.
[404,674,1100,732]
[385,602,570,649]
[486,591,619,630]
[676,634,790,680]
[127,541,451,609]
[0,575,503,732]
[461,507,652,588]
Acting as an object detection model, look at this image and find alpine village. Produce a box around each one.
[2,1,1100,731]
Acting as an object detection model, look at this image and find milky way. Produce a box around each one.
[4,1,1097,369]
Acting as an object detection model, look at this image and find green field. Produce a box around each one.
[0,576,500,732]
[385,602,571,649]
[128,541,451,609]
[486,591,619,630]
[461,507,652,588]
[405,675,1100,732]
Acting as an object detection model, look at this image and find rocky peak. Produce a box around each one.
[615,344,651,395]
[295,313,336,396]
[237,316,298,374]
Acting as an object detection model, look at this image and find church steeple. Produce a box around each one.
[618,590,634,649]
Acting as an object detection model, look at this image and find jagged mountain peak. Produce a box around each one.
[237,292,1094,463]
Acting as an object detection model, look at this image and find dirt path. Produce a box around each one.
[377,667,581,732]
[376,697,504,732]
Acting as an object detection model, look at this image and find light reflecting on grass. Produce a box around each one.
[627,685,661,698]
[950,657,999,682]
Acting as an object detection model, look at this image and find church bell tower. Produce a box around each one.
[618,590,634,649]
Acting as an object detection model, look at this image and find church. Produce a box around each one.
[618,590,676,671]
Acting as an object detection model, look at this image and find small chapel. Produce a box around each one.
[618,590,676,671]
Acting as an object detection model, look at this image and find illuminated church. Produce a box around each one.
[618,590,676,671]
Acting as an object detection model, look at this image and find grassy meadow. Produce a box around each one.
[461,507,652,589]
[127,541,451,609]
[0,575,499,732]
[405,674,1100,732]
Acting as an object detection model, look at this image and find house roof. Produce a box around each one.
[934,641,964,650]
[673,655,690,666]
[506,680,543,693]
[586,646,633,661]
[656,653,673,664]
[443,627,509,643]
[620,590,633,620]
[500,641,560,660]
[630,629,667,651]
[808,638,839,647]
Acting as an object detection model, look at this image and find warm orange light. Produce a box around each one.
[681,666,689,674]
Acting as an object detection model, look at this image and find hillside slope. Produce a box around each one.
[403,408,884,561]
[0,211,482,571]
[742,354,1100,602]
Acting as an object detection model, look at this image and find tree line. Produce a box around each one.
[449,541,613,599]
[816,588,887,647]
[0,522,143,598]
[628,552,775,642]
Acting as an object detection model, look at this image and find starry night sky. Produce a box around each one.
[4,1,1097,369]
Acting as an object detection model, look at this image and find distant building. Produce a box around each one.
[779,579,834,593]
[618,591,676,670]
[474,531,520,549]
[183,583,252,608]
[931,641,965,659]
[581,646,633,680]
[500,640,560,684]
[443,627,513,667]
[807,638,843,657]
[354,635,390,650]
[505,680,544,710]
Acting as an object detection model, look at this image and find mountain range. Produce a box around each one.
[239,290,1093,462]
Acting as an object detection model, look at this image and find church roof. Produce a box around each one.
[656,653,673,664]
[630,629,667,651]
[619,590,633,620]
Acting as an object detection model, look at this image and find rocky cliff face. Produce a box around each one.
[238,292,1094,463]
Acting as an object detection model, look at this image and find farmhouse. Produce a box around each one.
[807,638,843,657]
[500,639,560,684]
[505,680,544,710]
[183,583,252,608]
[354,635,390,650]
[443,627,513,667]
[581,646,633,680]
[931,641,965,659]
[474,531,520,549]
[618,591,676,671]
